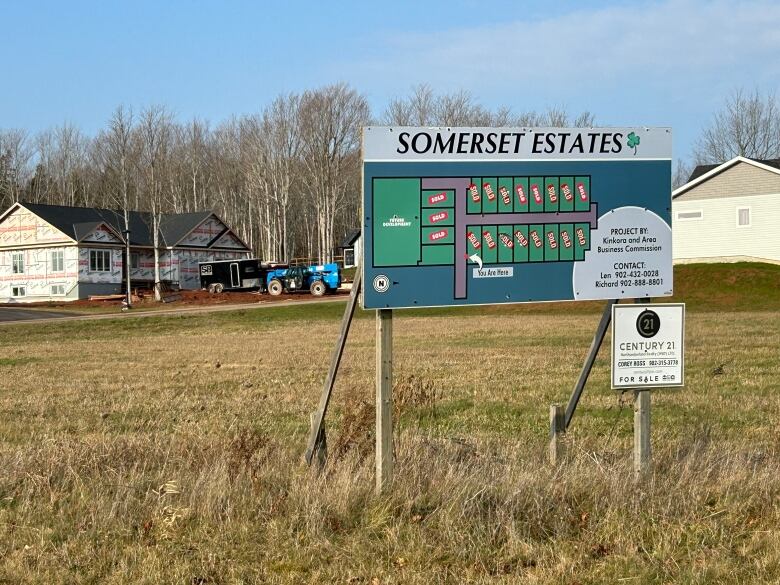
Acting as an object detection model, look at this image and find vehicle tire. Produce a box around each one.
[268,279,283,296]
[208,282,224,294]
[310,280,326,296]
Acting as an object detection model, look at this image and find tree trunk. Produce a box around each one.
[153,212,162,301]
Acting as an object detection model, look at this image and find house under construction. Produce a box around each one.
[0,201,251,302]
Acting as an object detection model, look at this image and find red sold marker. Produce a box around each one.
[499,185,511,205]
[429,229,448,242]
[546,184,558,203]
[561,183,573,201]
[547,230,558,249]
[429,210,449,223]
[516,184,527,204]
[530,230,543,248]
[514,230,529,247]
[561,230,572,248]
[483,182,496,201]
[428,191,448,205]
[576,182,588,202]
[499,233,514,249]
[483,231,496,249]
[531,184,542,204]
[467,231,481,249]
[576,227,587,246]
[468,183,481,203]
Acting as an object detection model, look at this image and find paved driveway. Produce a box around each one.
[0,307,74,322]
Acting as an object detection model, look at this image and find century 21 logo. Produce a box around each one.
[636,309,660,338]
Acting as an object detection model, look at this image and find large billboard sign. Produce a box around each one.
[361,127,673,310]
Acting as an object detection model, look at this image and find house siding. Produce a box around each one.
[0,245,80,302]
[78,247,124,296]
[676,161,780,201]
[0,206,73,247]
[673,193,780,262]
[127,249,248,290]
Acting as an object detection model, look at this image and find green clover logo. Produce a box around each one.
[627,131,641,155]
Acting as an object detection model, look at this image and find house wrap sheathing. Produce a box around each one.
[0,202,251,302]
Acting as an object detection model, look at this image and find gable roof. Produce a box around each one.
[688,157,780,182]
[340,228,361,248]
[7,202,248,250]
[159,211,215,246]
[674,156,780,199]
[72,221,123,242]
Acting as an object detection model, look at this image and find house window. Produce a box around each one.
[11,286,26,297]
[737,207,751,227]
[12,252,24,274]
[51,250,64,272]
[51,284,65,296]
[676,210,703,221]
[130,252,140,269]
[89,249,112,272]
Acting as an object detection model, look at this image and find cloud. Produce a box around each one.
[329,0,780,158]
[340,0,780,103]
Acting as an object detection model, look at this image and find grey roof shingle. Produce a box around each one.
[340,228,361,248]
[17,202,225,248]
[688,158,780,182]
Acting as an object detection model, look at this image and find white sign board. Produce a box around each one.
[612,303,685,388]
[362,126,673,161]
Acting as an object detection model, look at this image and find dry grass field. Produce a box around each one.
[1,264,780,584]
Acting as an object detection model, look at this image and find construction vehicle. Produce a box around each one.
[266,263,341,296]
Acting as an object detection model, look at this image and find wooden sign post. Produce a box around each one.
[375,309,393,494]
[613,302,685,481]
[633,389,652,480]
[548,404,566,465]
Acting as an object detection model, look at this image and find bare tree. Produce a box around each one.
[210,118,250,249]
[168,118,212,213]
[4,85,605,264]
[0,129,33,208]
[299,83,369,262]
[572,111,596,128]
[526,107,595,128]
[51,124,88,206]
[237,117,272,258]
[254,93,300,261]
[694,89,780,164]
[384,86,595,128]
[383,84,437,126]
[102,106,137,226]
[136,105,173,301]
[672,159,693,190]
[100,106,139,305]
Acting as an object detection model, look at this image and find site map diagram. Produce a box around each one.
[361,127,673,310]
[372,176,597,300]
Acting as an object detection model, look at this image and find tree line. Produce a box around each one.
[1,84,777,262]
[0,84,595,263]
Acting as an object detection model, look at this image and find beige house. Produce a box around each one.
[672,156,780,264]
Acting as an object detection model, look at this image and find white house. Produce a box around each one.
[0,201,251,302]
[338,229,362,268]
[672,156,780,264]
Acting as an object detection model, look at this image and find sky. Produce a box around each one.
[1,0,779,163]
